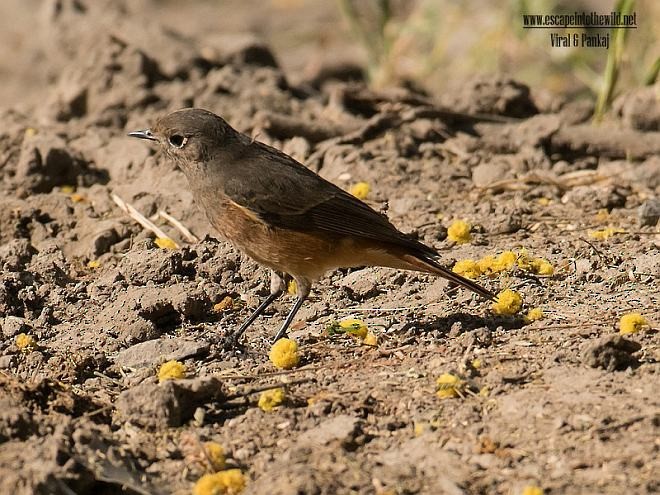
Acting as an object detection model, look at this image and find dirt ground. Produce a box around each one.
[0,1,658,494]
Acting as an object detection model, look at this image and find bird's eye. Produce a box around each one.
[168,134,187,148]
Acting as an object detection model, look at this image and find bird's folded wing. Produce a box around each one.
[220,141,435,256]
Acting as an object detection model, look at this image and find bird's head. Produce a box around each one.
[129,108,231,168]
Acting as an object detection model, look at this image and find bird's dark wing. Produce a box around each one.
[219,140,436,256]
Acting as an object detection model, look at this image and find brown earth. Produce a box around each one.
[0,2,658,495]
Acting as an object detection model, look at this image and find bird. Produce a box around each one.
[129,108,495,345]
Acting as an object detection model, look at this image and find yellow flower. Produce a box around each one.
[154,237,178,250]
[158,360,186,382]
[436,373,463,399]
[452,259,481,279]
[60,185,75,194]
[213,296,235,313]
[492,289,523,315]
[619,313,648,335]
[87,260,101,269]
[524,308,544,323]
[478,251,517,276]
[339,319,368,339]
[530,258,554,276]
[363,332,378,346]
[269,338,300,369]
[350,182,370,200]
[521,486,543,495]
[447,220,472,244]
[193,469,246,495]
[203,442,225,471]
[15,333,37,352]
[258,388,285,412]
[588,227,624,241]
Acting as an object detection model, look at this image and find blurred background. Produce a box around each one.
[0,0,657,114]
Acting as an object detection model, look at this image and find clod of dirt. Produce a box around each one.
[340,269,382,300]
[1,316,31,338]
[637,198,659,226]
[439,76,538,118]
[116,248,186,285]
[582,335,642,371]
[613,84,660,131]
[115,376,226,428]
[297,414,364,449]
[471,161,512,188]
[0,238,37,271]
[15,132,95,193]
[114,337,210,369]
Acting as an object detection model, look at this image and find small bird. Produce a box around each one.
[129,108,495,344]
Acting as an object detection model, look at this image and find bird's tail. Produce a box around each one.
[399,252,497,302]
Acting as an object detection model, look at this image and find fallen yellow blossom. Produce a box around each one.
[521,486,544,495]
[452,259,481,279]
[436,373,464,399]
[269,338,300,369]
[363,332,378,346]
[258,388,285,412]
[15,333,37,352]
[492,289,523,315]
[158,360,186,382]
[203,442,225,471]
[154,237,178,250]
[524,308,544,323]
[619,313,648,335]
[350,182,370,200]
[60,185,75,194]
[529,258,554,276]
[478,251,517,276]
[588,227,624,241]
[70,193,86,203]
[339,319,368,339]
[193,469,246,495]
[213,296,235,313]
[447,220,472,244]
[87,260,101,269]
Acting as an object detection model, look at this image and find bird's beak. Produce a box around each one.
[128,129,158,141]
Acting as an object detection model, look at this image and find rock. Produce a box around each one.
[114,338,210,369]
[115,376,226,429]
[582,335,641,371]
[297,415,363,448]
[637,198,659,227]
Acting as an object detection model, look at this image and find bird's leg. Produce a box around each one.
[224,270,286,347]
[271,277,311,343]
